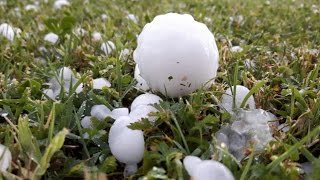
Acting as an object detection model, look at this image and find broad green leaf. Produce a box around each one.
[36,128,69,175]
[18,116,42,164]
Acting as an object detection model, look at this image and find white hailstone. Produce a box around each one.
[0,144,12,172]
[230,46,243,53]
[183,156,234,180]
[75,83,83,94]
[90,105,111,120]
[127,14,138,23]
[134,13,219,97]
[44,32,59,44]
[130,93,162,111]
[129,105,158,123]
[25,4,39,11]
[0,23,15,41]
[92,31,102,41]
[53,0,70,9]
[111,108,129,119]
[101,14,108,21]
[100,41,116,55]
[43,89,55,100]
[120,48,130,60]
[221,85,256,113]
[58,67,74,81]
[74,27,87,36]
[183,156,202,175]
[108,116,144,176]
[134,65,150,91]
[81,116,92,128]
[92,78,111,89]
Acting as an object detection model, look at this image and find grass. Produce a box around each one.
[0,0,319,179]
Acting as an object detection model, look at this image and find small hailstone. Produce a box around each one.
[111,108,129,119]
[129,105,158,123]
[92,78,111,89]
[221,85,255,113]
[43,89,56,100]
[183,156,234,180]
[75,83,83,94]
[101,14,108,20]
[0,23,15,41]
[81,116,92,128]
[230,46,243,53]
[74,27,87,36]
[229,15,244,25]
[134,13,219,97]
[90,105,111,120]
[127,14,138,23]
[58,67,74,81]
[130,93,162,111]
[0,144,12,172]
[120,48,130,60]
[92,31,102,41]
[53,0,70,9]
[25,4,39,11]
[108,116,144,176]
[100,41,116,55]
[134,65,150,91]
[44,32,59,44]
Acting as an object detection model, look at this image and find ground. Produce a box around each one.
[0,0,319,179]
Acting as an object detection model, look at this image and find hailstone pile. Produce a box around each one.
[134,13,219,97]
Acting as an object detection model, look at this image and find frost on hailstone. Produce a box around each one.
[183,156,234,180]
[134,13,219,97]
[0,144,12,172]
[216,109,276,160]
[0,23,15,41]
[221,85,256,113]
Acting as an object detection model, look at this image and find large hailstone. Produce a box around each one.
[108,116,144,176]
[0,144,12,172]
[183,156,234,180]
[134,13,219,97]
[221,85,255,113]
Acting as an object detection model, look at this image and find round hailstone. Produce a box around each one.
[134,65,150,91]
[0,144,12,172]
[101,41,116,55]
[92,31,102,41]
[130,93,162,111]
[74,27,87,36]
[230,46,243,53]
[90,105,111,120]
[81,116,92,128]
[129,105,158,123]
[92,78,111,89]
[0,23,15,41]
[53,0,70,9]
[108,116,144,176]
[221,85,255,113]
[183,156,234,180]
[120,48,130,60]
[44,32,59,44]
[111,108,129,119]
[134,13,219,97]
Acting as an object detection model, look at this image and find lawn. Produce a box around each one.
[0,0,319,179]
